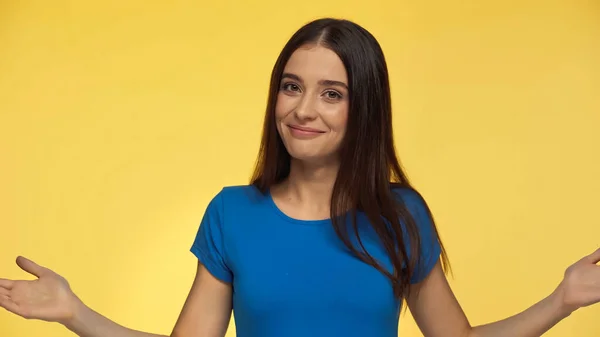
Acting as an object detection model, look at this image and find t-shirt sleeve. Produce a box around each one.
[400,189,442,284]
[190,191,233,283]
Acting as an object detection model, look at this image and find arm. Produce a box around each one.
[170,261,232,337]
[0,257,232,337]
[66,261,232,337]
[407,248,600,337]
[1,192,234,336]
[65,302,168,337]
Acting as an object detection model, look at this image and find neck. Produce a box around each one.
[275,158,339,210]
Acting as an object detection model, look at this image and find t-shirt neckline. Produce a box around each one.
[266,189,332,226]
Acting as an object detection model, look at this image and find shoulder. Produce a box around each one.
[391,185,443,283]
[204,184,268,216]
[390,184,429,214]
[195,184,268,242]
[212,184,265,205]
[390,184,437,237]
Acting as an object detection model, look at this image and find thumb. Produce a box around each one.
[16,256,48,278]
[583,247,600,265]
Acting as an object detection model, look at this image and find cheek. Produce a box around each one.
[328,106,349,134]
[274,93,293,121]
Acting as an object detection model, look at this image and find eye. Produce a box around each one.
[324,90,342,100]
[282,82,301,92]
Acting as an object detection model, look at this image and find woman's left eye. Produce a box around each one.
[325,91,342,99]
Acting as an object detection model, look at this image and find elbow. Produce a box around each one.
[463,326,478,337]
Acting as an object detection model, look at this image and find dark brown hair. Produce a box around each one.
[251,18,450,299]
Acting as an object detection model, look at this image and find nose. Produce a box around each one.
[293,94,318,120]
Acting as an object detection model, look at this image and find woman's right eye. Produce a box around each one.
[282,83,301,92]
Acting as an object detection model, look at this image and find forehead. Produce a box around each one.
[283,45,348,83]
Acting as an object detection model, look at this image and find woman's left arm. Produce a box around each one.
[407,248,600,337]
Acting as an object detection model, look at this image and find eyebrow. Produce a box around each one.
[281,72,348,90]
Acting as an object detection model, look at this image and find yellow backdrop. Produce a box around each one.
[1,1,599,336]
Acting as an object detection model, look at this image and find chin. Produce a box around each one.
[287,150,338,166]
[283,141,340,164]
[288,151,321,162]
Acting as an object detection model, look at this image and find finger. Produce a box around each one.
[0,278,14,290]
[0,287,10,297]
[584,247,600,264]
[0,295,23,317]
[15,256,48,278]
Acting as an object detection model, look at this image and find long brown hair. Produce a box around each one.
[251,18,450,299]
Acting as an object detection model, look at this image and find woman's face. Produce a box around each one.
[275,44,349,165]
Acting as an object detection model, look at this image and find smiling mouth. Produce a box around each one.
[287,125,325,133]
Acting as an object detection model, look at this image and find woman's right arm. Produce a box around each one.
[0,257,232,337]
[170,261,233,337]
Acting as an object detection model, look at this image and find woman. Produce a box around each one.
[1,18,599,337]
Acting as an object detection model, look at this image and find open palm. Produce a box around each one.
[0,256,80,324]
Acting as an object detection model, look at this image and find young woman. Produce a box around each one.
[1,18,599,337]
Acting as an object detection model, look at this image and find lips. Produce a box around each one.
[287,125,325,133]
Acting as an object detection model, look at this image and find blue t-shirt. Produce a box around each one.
[191,185,441,337]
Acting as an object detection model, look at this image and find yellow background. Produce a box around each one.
[1,1,599,336]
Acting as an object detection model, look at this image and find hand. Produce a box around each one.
[553,247,600,314]
[0,256,81,324]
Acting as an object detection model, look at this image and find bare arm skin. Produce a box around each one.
[0,257,232,337]
[407,248,600,337]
